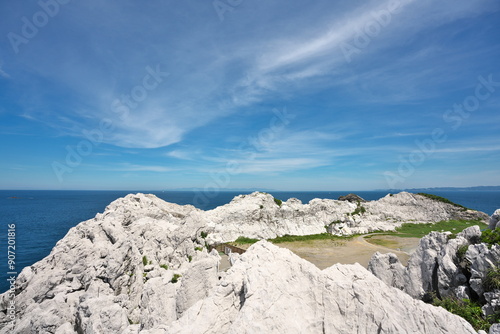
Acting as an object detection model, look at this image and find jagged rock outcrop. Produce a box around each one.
[0,192,489,333]
[466,244,500,297]
[0,194,219,333]
[489,323,500,334]
[337,193,366,203]
[205,191,487,242]
[160,241,476,333]
[369,226,483,300]
[489,209,500,230]
[369,209,500,332]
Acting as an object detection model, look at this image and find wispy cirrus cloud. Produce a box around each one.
[434,145,500,154]
[1,0,499,190]
[0,64,9,78]
[9,0,498,151]
[91,163,174,173]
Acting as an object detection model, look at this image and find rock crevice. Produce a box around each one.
[0,192,490,333]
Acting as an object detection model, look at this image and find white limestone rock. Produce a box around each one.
[76,294,129,334]
[0,192,488,333]
[490,323,500,334]
[204,192,487,243]
[467,244,500,297]
[489,209,500,230]
[164,241,476,334]
[369,226,482,300]
[175,256,219,316]
[0,193,216,334]
[139,277,178,330]
[369,219,500,332]
[228,252,240,266]
[483,291,500,319]
[367,252,406,291]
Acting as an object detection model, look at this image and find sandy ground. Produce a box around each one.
[219,253,231,271]
[222,235,420,270]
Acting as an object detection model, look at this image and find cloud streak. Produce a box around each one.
[1,0,499,190]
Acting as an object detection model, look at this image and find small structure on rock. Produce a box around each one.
[338,193,366,203]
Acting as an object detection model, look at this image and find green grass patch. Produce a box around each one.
[273,197,282,207]
[433,297,491,331]
[200,231,208,239]
[233,236,260,244]
[171,274,181,284]
[364,237,400,248]
[160,264,169,270]
[457,244,469,261]
[142,255,148,266]
[349,201,366,216]
[352,205,366,216]
[483,266,500,292]
[481,228,500,247]
[268,233,355,244]
[417,193,470,211]
[386,220,487,238]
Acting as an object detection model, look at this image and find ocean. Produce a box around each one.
[1,189,499,293]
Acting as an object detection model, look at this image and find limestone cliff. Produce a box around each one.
[368,209,500,333]
[0,192,488,333]
[205,191,487,242]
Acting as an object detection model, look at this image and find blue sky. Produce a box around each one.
[0,0,499,191]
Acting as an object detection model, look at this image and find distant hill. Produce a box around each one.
[403,186,500,192]
[167,187,277,192]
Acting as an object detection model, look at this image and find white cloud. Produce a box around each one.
[232,157,328,174]
[98,163,174,173]
[0,59,9,78]
[230,0,499,108]
[8,0,498,151]
[167,150,195,160]
[434,145,500,154]
[0,67,9,79]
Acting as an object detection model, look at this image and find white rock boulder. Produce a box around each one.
[163,241,476,334]
[0,192,489,333]
[489,209,500,230]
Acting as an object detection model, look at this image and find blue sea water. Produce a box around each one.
[1,189,499,293]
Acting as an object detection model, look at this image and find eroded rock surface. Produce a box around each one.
[369,226,483,300]
[369,209,500,332]
[0,192,489,333]
[205,191,487,242]
[163,242,476,334]
[489,209,500,230]
[337,193,366,202]
[0,194,218,333]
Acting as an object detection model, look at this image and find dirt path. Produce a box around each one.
[360,234,420,254]
[228,234,420,270]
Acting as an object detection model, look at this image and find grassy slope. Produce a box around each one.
[232,233,357,245]
[387,219,487,238]
[416,193,471,211]
[233,220,487,246]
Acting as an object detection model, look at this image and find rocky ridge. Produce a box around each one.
[369,210,500,333]
[0,192,489,333]
[204,191,486,242]
[164,241,476,334]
